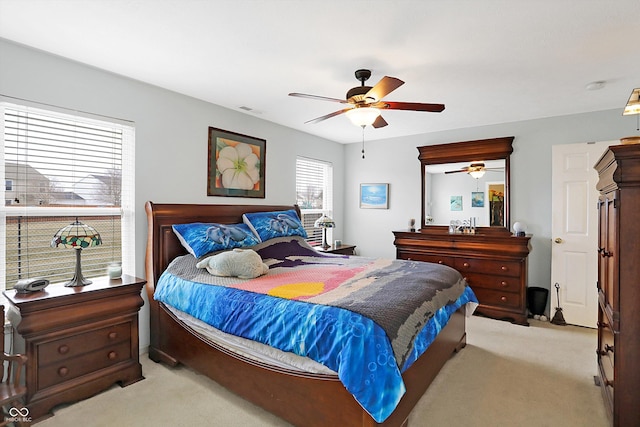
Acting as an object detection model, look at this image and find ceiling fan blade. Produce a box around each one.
[289,93,348,104]
[372,115,388,128]
[364,76,404,102]
[304,108,352,124]
[380,101,445,112]
[444,169,469,174]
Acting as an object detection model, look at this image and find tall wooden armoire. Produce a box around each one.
[594,144,640,426]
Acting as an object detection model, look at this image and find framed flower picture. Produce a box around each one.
[207,127,266,198]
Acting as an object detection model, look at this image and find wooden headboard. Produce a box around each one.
[144,201,301,293]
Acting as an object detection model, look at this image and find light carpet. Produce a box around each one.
[35,316,609,426]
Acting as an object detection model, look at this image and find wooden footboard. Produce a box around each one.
[145,201,468,427]
[150,301,466,427]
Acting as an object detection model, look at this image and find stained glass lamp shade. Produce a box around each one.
[51,219,102,287]
[314,215,336,250]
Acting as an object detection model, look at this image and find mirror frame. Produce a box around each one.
[418,136,514,233]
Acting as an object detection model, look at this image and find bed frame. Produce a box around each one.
[145,201,468,427]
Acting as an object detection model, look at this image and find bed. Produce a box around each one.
[145,201,477,427]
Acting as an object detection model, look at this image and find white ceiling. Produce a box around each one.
[1,0,639,144]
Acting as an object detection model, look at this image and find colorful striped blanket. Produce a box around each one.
[154,236,477,422]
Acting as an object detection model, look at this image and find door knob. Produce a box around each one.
[554,238,563,244]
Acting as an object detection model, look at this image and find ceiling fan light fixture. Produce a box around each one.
[345,107,381,127]
[623,88,640,115]
[469,170,485,179]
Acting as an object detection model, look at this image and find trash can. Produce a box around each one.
[527,286,548,316]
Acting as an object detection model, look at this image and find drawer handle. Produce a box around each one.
[500,296,507,302]
[463,262,470,268]
[108,351,118,360]
[58,366,69,377]
[500,281,508,288]
[58,344,70,355]
[108,331,118,340]
[438,260,443,264]
[501,266,508,271]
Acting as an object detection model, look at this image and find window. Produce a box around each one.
[295,157,333,246]
[1,101,135,290]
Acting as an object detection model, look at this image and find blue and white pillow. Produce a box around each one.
[172,222,260,258]
[242,209,308,242]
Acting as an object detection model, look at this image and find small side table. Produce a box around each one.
[315,243,357,255]
[3,275,145,421]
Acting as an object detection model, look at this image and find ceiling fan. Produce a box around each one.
[289,69,445,128]
[445,162,503,179]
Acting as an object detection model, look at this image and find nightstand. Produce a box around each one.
[315,244,357,255]
[3,275,145,421]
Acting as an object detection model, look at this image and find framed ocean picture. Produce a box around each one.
[450,195,462,211]
[472,191,485,207]
[360,183,389,209]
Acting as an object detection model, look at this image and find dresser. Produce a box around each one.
[3,275,145,421]
[393,230,531,325]
[394,136,532,325]
[594,144,640,426]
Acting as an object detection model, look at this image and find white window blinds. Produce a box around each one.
[295,157,333,246]
[1,101,135,289]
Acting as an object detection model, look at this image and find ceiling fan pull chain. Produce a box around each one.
[361,125,366,159]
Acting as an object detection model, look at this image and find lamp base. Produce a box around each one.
[64,275,93,287]
[65,248,92,287]
[321,229,330,250]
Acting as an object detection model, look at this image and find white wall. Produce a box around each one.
[344,111,627,297]
[0,39,345,350]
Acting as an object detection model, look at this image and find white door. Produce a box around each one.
[550,141,616,328]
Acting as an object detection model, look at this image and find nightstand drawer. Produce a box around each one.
[454,258,522,278]
[38,341,132,390]
[38,322,131,365]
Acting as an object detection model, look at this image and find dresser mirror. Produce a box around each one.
[418,137,514,232]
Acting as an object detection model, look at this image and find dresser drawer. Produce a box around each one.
[472,287,523,310]
[400,252,454,267]
[463,272,521,293]
[38,322,131,366]
[454,258,522,278]
[38,340,132,390]
[598,323,615,389]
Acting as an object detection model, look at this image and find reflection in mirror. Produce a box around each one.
[418,136,514,232]
[425,160,505,226]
